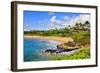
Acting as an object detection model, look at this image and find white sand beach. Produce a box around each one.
[24,35,73,43]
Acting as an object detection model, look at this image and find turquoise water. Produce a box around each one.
[24,38,60,62]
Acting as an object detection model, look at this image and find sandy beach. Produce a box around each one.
[24,35,73,43]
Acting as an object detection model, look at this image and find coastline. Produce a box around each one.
[24,35,73,43]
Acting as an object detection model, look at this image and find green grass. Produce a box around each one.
[50,48,90,60]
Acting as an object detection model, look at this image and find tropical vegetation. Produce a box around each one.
[24,20,90,60]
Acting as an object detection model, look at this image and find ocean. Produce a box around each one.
[24,38,61,62]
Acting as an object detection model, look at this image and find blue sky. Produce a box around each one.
[24,11,90,31]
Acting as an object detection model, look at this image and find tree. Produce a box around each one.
[68,25,71,29]
[84,21,90,31]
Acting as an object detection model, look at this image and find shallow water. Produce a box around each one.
[24,38,61,62]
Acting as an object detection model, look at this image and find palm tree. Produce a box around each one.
[84,21,90,31]
[68,25,71,29]
[74,23,79,30]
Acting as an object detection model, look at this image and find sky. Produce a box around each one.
[24,10,90,31]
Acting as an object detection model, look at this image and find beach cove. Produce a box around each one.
[24,36,60,61]
[24,35,73,43]
[24,35,76,61]
[24,35,89,62]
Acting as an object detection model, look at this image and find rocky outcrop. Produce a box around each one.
[57,41,82,50]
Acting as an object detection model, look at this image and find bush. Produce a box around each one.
[51,48,90,60]
[72,31,90,46]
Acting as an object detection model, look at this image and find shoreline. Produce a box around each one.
[24,35,73,43]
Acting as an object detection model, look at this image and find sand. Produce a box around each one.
[24,35,73,43]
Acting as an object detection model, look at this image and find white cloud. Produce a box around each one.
[50,16,56,22]
[48,12,55,15]
[70,14,90,26]
[64,16,70,20]
[50,16,62,25]
[61,16,71,26]
[80,15,90,23]
[56,20,62,24]
[24,24,31,31]
[49,15,71,29]
[49,14,90,29]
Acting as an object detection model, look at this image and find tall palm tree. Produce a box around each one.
[84,21,90,31]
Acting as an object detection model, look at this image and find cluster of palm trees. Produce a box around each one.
[70,21,90,32]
